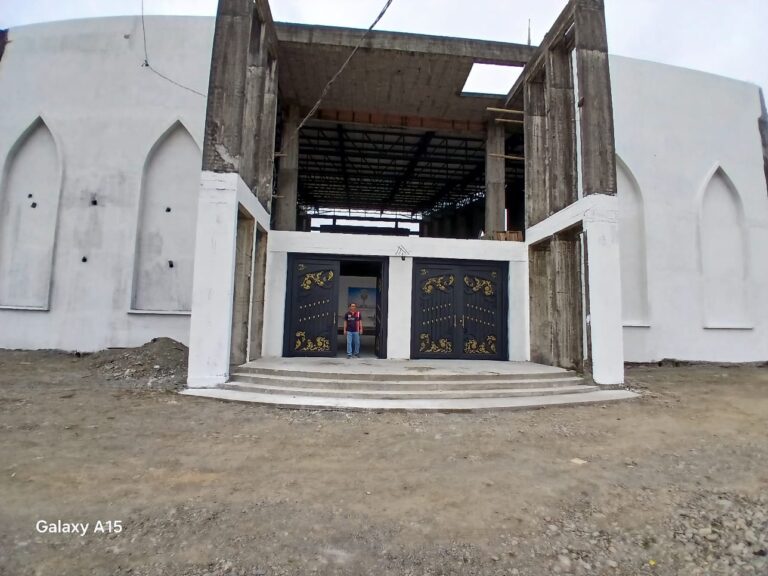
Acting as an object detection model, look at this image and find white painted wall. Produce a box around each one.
[0,118,61,309]
[611,55,768,362]
[262,231,529,361]
[133,122,201,312]
[0,17,213,350]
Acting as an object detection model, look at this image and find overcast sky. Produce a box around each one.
[2,1,766,96]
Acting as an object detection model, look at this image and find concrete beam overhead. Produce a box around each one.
[275,23,536,66]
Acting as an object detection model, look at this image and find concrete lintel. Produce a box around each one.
[525,193,617,247]
[275,22,536,66]
[233,173,271,231]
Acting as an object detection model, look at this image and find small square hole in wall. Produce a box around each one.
[461,63,524,96]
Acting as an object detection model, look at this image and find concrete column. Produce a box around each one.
[524,77,548,227]
[545,47,577,213]
[240,19,267,190]
[552,232,583,371]
[584,215,624,385]
[528,241,553,366]
[256,58,278,210]
[188,173,242,386]
[230,210,255,365]
[201,0,254,173]
[275,105,300,230]
[484,123,506,237]
[573,0,617,196]
[247,228,268,360]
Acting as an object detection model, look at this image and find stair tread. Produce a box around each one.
[230,372,584,385]
[224,381,597,396]
[181,388,638,412]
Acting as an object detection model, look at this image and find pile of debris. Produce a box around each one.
[85,337,188,390]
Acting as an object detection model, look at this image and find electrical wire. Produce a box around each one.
[274,0,396,164]
[140,0,207,98]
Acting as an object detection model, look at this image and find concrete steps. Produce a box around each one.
[228,370,586,391]
[181,387,638,412]
[222,380,598,399]
[180,359,638,412]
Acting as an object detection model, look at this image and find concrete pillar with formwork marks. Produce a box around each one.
[484,123,506,236]
[274,104,300,231]
[188,0,278,386]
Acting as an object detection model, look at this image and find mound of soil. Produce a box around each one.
[86,337,188,390]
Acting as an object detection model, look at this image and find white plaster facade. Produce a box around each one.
[0,17,213,350]
[611,56,768,362]
[0,17,765,367]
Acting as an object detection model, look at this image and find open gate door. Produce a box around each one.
[284,257,340,357]
[505,0,624,385]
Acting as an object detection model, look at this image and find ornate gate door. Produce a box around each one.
[285,257,340,357]
[459,262,506,360]
[412,260,506,360]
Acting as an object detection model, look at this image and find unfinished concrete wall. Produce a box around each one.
[230,210,255,365]
[528,229,582,371]
[521,0,618,381]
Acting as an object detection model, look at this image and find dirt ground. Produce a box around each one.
[1,345,767,576]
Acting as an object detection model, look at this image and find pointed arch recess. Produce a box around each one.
[132,121,201,312]
[616,155,649,326]
[698,165,750,328]
[0,117,62,309]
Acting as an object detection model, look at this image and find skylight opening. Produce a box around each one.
[461,63,524,96]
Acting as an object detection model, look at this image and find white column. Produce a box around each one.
[508,260,530,361]
[187,172,240,387]
[584,212,624,385]
[261,249,287,358]
[387,256,413,359]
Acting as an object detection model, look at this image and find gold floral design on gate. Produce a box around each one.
[422,275,455,294]
[294,331,331,352]
[463,275,495,296]
[419,333,453,353]
[300,270,334,290]
[464,335,497,355]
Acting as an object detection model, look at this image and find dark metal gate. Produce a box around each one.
[412,260,507,360]
[285,257,340,357]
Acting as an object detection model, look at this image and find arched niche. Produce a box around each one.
[132,121,201,312]
[698,166,749,327]
[616,155,649,325]
[0,117,62,309]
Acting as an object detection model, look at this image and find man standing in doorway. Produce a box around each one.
[343,302,363,359]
